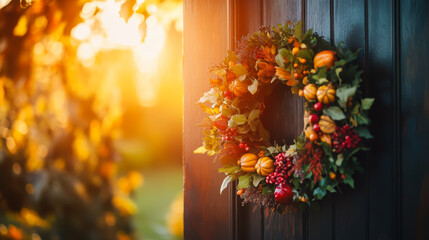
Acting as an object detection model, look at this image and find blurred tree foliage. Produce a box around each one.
[0,0,170,239]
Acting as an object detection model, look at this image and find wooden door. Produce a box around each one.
[183,0,429,239]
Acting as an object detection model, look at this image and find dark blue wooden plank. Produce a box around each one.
[305,1,334,240]
[333,0,368,240]
[367,0,396,239]
[399,0,429,239]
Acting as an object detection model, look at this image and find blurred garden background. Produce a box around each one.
[0,0,183,239]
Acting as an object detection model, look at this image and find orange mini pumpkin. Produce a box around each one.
[255,157,275,176]
[319,115,336,134]
[229,79,249,98]
[313,50,337,70]
[237,153,258,172]
[303,84,317,101]
[317,84,336,104]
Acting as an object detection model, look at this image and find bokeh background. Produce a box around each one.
[0,0,183,239]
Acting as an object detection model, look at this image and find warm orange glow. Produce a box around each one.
[70,0,178,107]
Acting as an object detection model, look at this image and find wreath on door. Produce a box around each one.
[195,22,374,213]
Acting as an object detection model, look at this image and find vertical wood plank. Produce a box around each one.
[399,0,429,239]
[333,0,367,239]
[261,1,304,239]
[183,1,232,239]
[367,0,396,239]
[233,1,264,239]
[304,1,333,240]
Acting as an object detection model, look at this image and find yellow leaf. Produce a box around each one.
[194,146,207,154]
[13,15,28,36]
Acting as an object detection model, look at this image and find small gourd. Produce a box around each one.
[303,84,317,101]
[319,115,336,134]
[313,50,337,70]
[229,79,249,98]
[255,157,275,176]
[317,84,336,104]
[237,153,258,172]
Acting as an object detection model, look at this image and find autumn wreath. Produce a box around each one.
[195,22,374,212]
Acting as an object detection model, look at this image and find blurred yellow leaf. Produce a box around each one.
[73,129,91,161]
[112,196,137,216]
[13,16,28,36]
[167,193,183,237]
[19,208,49,228]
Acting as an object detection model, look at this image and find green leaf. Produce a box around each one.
[355,113,370,125]
[253,174,265,187]
[355,126,373,139]
[335,67,343,85]
[237,173,253,190]
[311,66,328,84]
[231,114,247,125]
[262,186,273,195]
[218,165,241,174]
[220,175,233,194]
[323,106,346,120]
[293,21,302,41]
[361,98,375,110]
[326,185,336,193]
[267,146,276,153]
[336,86,357,109]
[313,187,327,200]
[343,176,355,188]
[297,48,313,62]
[248,79,258,95]
[194,146,207,154]
[335,154,344,166]
[275,52,285,68]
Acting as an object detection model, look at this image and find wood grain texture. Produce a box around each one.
[304,1,334,239]
[183,0,429,239]
[399,0,429,239]
[233,1,264,240]
[367,0,396,239]
[183,1,231,239]
[332,1,367,240]
[261,1,304,240]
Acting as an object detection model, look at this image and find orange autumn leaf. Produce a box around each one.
[275,67,298,86]
[261,45,276,63]
[257,61,276,83]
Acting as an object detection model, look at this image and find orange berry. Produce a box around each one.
[329,172,336,179]
[298,89,304,97]
[292,47,299,55]
[293,63,298,68]
[237,189,245,196]
[298,57,306,64]
[309,133,319,141]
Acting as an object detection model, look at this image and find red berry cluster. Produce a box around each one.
[223,90,234,100]
[239,142,250,151]
[332,124,361,153]
[265,153,293,186]
[221,127,237,142]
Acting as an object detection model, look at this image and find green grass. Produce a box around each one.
[132,165,183,240]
